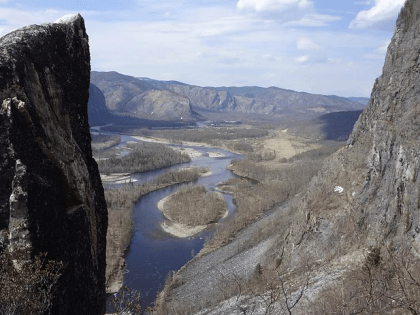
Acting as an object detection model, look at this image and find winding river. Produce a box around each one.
[97,131,242,309]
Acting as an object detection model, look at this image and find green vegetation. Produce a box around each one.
[162,185,226,226]
[98,142,190,174]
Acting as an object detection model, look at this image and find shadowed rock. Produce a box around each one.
[0,14,107,314]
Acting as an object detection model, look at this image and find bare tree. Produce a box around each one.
[218,261,311,315]
[110,286,142,315]
[313,245,420,315]
[0,250,63,315]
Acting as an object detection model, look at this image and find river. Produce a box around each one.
[96,131,242,310]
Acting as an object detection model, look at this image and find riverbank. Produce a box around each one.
[105,167,210,293]
[101,173,138,184]
[157,187,227,238]
[157,195,211,238]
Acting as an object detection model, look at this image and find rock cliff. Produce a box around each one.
[287,0,420,262]
[0,14,107,314]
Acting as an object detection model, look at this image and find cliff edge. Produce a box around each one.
[0,14,107,314]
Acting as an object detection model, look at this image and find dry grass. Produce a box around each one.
[253,130,322,163]
[312,245,420,315]
[200,140,344,256]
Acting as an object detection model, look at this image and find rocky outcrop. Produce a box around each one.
[122,89,199,121]
[266,0,420,283]
[265,0,420,301]
[0,14,107,314]
[163,84,365,115]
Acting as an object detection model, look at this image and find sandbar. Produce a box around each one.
[208,151,225,158]
[161,221,207,238]
[100,173,137,184]
[176,148,202,158]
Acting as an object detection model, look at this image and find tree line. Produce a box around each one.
[97,142,191,174]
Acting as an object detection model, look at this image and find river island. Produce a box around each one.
[158,185,228,238]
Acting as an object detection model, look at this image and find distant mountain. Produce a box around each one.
[154,82,366,116]
[88,82,195,129]
[290,110,364,141]
[90,72,200,122]
[347,97,370,105]
[90,71,367,124]
[88,84,114,126]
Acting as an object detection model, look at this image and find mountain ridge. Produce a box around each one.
[91,71,366,123]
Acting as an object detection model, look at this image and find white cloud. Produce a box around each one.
[0,2,392,98]
[0,8,67,37]
[364,39,390,60]
[354,0,372,5]
[295,55,310,64]
[297,37,321,50]
[262,53,275,60]
[349,0,405,29]
[376,39,390,54]
[285,14,340,27]
[237,0,313,12]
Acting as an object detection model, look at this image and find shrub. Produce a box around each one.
[0,250,63,315]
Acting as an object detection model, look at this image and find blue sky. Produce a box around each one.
[0,0,406,97]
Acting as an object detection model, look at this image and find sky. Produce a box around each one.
[0,0,407,97]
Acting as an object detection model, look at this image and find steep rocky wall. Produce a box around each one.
[285,0,420,278]
[345,0,420,246]
[0,15,107,314]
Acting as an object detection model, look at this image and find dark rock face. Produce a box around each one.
[0,14,107,314]
[88,83,114,126]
